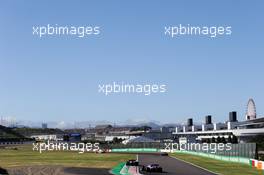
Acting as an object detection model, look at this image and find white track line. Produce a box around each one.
[170,156,222,175]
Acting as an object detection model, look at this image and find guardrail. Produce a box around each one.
[173,150,250,164]
[111,148,158,153]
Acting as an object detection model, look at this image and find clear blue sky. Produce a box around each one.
[0,0,263,124]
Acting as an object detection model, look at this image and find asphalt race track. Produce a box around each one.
[138,154,216,175]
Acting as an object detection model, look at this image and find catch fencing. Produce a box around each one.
[102,142,257,159]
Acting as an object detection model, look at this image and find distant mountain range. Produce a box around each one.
[14,119,181,129]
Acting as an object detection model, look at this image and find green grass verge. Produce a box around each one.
[171,152,263,175]
[0,145,134,169]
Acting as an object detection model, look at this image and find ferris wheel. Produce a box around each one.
[246,98,256,120]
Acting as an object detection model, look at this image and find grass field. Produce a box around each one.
[171,152,264,175]
[2,145,263,175]
[0,145,134,169]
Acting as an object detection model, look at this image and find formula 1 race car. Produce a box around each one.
[142,164,163,172]
[126,159,139,166]
[161,152,168,156]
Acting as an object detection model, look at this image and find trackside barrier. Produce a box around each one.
[111,148,158,153]
[174,150,251,165]
[250,159,264,170]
